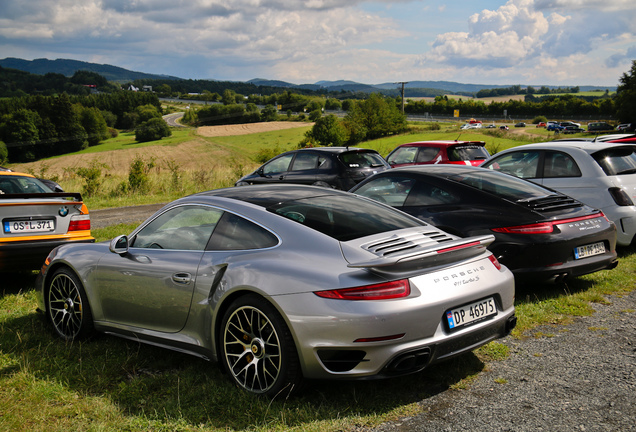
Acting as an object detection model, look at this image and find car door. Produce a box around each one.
[93,205,222,332]
[279,151,322,185]
[252,153,295,184]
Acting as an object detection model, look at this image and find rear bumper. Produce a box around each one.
[0,237,95,271]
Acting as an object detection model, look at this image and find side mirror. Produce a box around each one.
[109,235,129,255]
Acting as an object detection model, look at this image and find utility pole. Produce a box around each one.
[395,82,408,113]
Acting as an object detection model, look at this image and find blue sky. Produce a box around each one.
[1,0,634,87]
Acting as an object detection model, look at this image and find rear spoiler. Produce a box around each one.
[347,235,494,269]
[0,192,83,201]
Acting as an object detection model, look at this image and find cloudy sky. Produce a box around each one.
[1,0,635,87]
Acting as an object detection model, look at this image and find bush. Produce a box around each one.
[532,115,548,124]
[135,118,172,142]
[0,141,7,164]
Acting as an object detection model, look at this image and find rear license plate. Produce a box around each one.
[3,219,55,234]
[574,242,605,259]
[446,297,497,330]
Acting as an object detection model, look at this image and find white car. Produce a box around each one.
[460,122,482,130]
[482,141,636,246]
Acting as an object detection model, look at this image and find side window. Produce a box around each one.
[405,181,460,206]
[485,151,541,179]
[416,147,441,163]
[263,154,294,176]
[132,205,222,250]
[543,151,582,178]
[208,212,279,250]
[290,152,319,171]
[387,147,418,165]
[354,176,416,207]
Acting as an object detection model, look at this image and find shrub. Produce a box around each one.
[135,118,172,142]
[76,160,108,197]
[532,115,548,124]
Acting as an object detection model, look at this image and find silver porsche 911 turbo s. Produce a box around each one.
[37,184,516,397]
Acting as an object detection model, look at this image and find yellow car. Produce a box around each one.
[0,171,94,271]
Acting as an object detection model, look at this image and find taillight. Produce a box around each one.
[608,187,634,206]
[492,222,554,234]
[488,254,502,270]
[314,279,410,300]
[69,214,90,231]
[491,212,606,235]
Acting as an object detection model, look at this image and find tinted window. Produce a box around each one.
[543,151,581,178]
[592,146,636,176]
[291,152,320,171]
[263,154,294,175]
[405,181,460,206]
[208,212,279,250]
[484,151,541,179]
[448,145,490,162]
[447,169,555,201]
[354,176,417,207]
[270,195,421,241]
[132,205,222,250]
[387,147,418,165]
[339,151,386,168]
[0,175,51,194]
[417,147,441,163]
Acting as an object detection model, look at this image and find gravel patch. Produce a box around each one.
[371,291,635,432]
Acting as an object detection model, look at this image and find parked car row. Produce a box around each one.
[6,131,633,398]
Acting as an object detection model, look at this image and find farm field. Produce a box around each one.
[1,121,633,432]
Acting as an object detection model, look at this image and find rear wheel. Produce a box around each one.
[47,267,94,341]
[220,294,302,397]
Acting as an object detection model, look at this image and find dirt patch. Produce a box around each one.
[197,121,311,137]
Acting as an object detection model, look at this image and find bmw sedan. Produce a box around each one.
[0,170,94,271]
[350,166,618,282]
[481,141,636,246]
[37,184,516,397]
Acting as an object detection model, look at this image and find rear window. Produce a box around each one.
[447,169,556,201]
[269,195,421,241]
[447,145,490,162]
[338,151,387,169]
[0,175,51,194]
[592,146,636,176]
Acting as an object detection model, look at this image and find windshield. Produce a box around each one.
[592,146,636,176]
[448,145,490,162]
[0,175,52,194]
[447,169,556,201]
[269,195,422,241]
[338,151,387,169]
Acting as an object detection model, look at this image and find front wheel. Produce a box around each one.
[220,295,302,397]
[47,267,94,341]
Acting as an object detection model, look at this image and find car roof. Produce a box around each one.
[291,147,378,154]
[0,170,36,178]
[494,140,636,154]
[376,164,489,179]
[394,141,486,148]
[192,184,353,208]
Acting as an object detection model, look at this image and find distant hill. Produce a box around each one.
[0,57,181,82]
[1,57,616,94]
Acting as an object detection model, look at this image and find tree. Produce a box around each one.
[135,117,172,142]
[306,115,348,146]
[80,107,110,146]
[615,60,636,126]
[0,109,41,162]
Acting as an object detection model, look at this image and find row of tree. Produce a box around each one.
[475,85,584,98]
[0,91,166,163]
[405,94,616,119]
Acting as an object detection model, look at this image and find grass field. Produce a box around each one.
[1,121,633,432]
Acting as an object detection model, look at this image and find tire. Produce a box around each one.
[220,294,303,397]
[47,267,95,341]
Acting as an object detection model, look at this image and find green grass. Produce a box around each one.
[2,123,635,431]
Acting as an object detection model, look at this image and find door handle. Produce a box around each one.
[172,273,192,284]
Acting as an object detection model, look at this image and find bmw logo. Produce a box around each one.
[58,206,69,217]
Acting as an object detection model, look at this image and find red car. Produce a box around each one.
[386,141,491,167]
[536,122,547,128]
